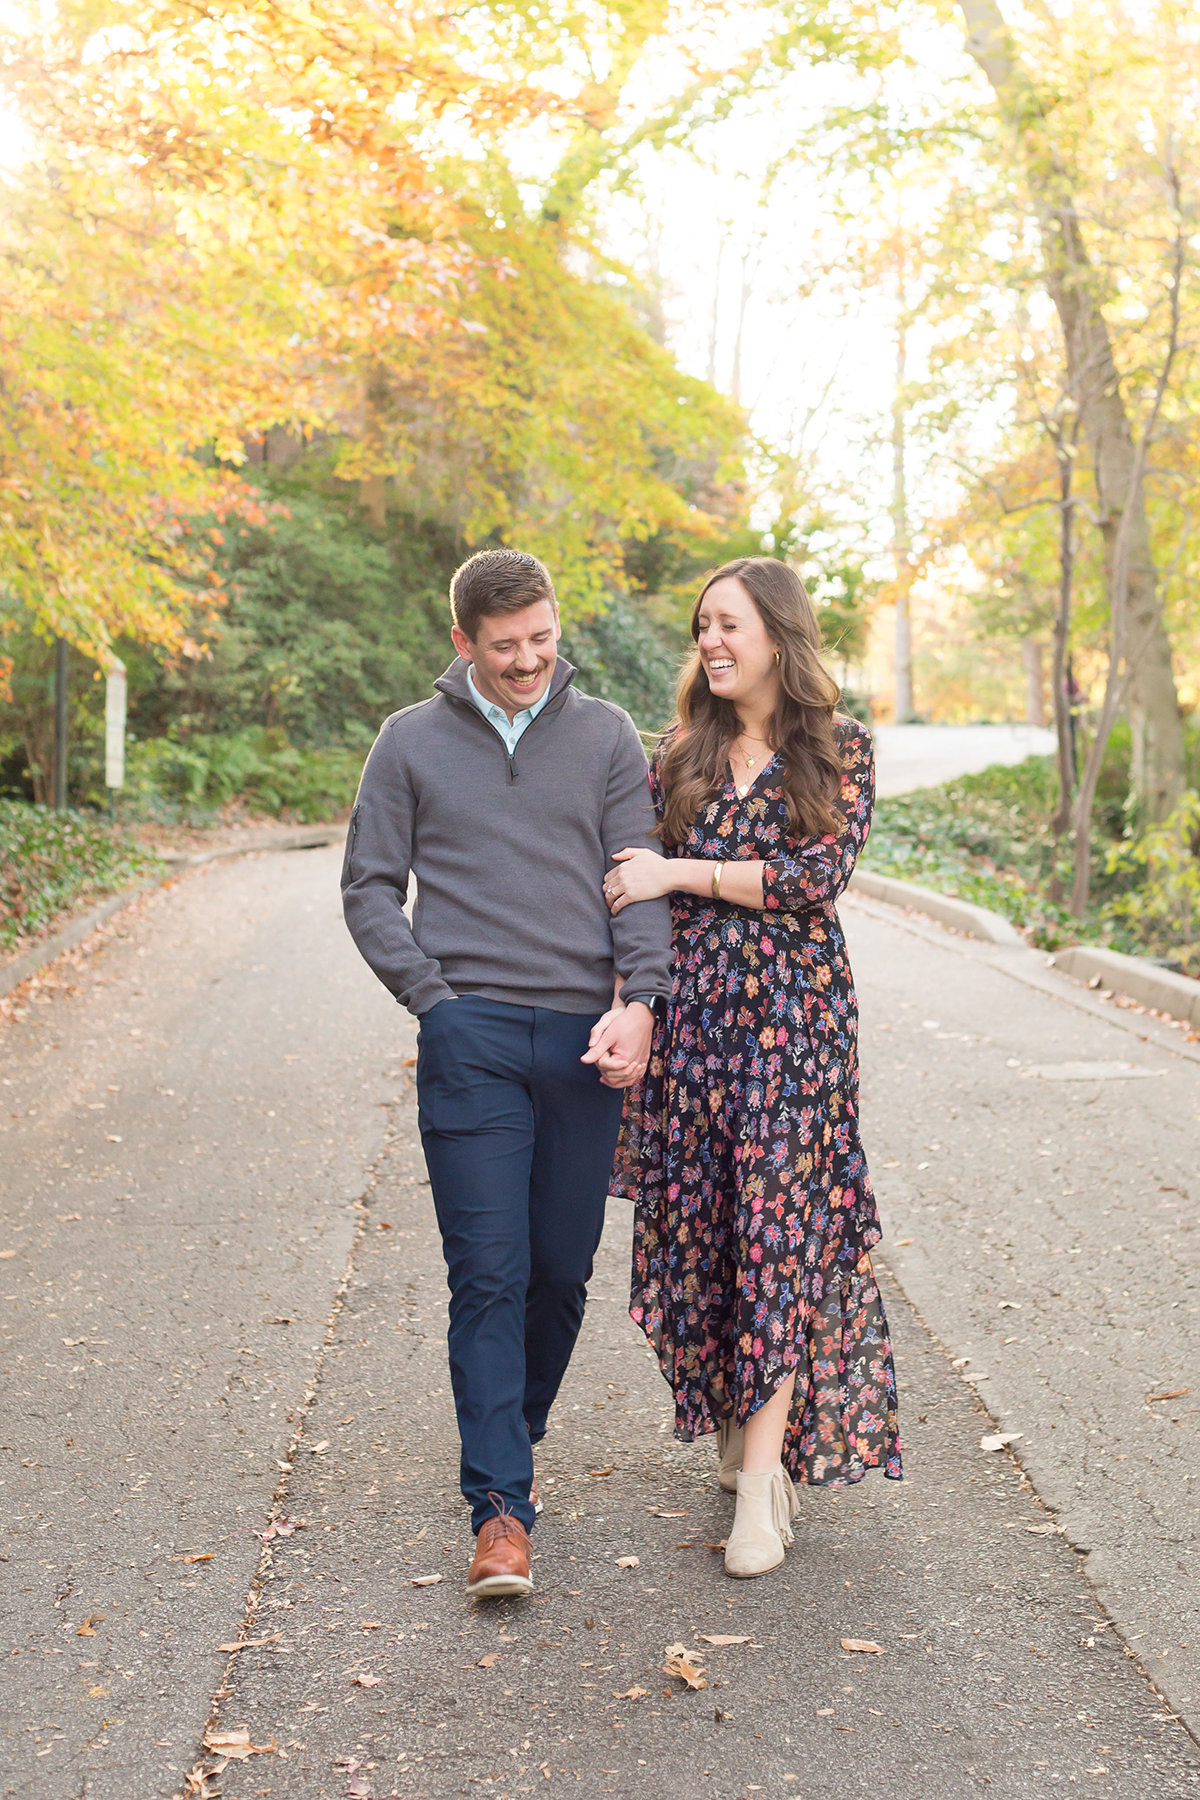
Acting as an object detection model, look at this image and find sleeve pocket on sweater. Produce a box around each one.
[344,803,361,881]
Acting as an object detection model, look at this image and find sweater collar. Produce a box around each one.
[434,655,578,711]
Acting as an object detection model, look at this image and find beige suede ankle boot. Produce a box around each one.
[723,1465,800,1579]
[716,1419,744,1494]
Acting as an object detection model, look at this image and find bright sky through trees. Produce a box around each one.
[2,0,1199,860]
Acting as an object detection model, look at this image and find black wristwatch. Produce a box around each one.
[622,993,663,1014]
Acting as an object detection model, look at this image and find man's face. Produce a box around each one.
[451,599,561,720]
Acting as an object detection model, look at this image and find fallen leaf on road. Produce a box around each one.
[57,1213,81,1223]
[258,1515,305,1542]
[645,1507,689,1517]
[840,1639,885,1655]
[411,1575,442,1587]
[359,1621,382,1631]
[612,1686,649,1700]
[76,1615,103,1636]
[309,1440,330,1455]
[171,1553,213,1564]
[351,1672,382,1687]
[663,1643,707,1689]
[588,1466,615,1478]
[477,1653,501,1668]
[696,1634,752,1646]
[105,1135,122,1143]
[997,1300,1021,1311]
[1147,1388,1190,1403]
[203,1728,276,1761]
[705,1541,727,1553]
[215,1634,282,1653]
[615,1556,639,1569]
[894,1237,913,1246]
[1025,1524,1059,1535]
[980,1432,1023,1451]
[816,1707,835,1716]
[399,1054,417,1067]
[0,1250,15,1259]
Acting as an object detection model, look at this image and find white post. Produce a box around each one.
[105,658,127,790]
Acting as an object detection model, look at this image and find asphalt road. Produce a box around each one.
[872,725,1057,797]
[1,844,1198,1800]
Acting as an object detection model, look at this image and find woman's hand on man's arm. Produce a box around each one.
[604,848,765,912]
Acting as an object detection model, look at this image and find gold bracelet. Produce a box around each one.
[711,861,723,901]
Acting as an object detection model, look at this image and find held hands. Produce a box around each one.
[580,1001,653,1089]
[602,847,671,916]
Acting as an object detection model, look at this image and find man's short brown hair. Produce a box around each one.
[449,550,556,642]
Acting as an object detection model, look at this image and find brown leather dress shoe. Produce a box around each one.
[466,1502,533,1599]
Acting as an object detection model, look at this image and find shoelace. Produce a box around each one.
[483,1491,527,1542]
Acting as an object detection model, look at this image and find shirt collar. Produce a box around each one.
[466,662,553,725]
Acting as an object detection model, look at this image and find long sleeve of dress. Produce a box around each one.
[761,719,874,913]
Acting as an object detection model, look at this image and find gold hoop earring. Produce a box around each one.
[774,651,781,666]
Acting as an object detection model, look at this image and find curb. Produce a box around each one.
[1,823,344,1002]
[848,867,1024,946]
[1050,943,1200,1031]
[850,865,1200,1033]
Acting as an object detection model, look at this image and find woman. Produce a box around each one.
[602,557,901,1580]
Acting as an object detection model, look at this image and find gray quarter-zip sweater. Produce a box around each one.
[341,657,672,1017]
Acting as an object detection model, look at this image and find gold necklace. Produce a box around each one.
[733,733,770,797]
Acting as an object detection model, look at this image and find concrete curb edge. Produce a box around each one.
[1049,942,1200,1031]
[1,823,344,1002]
[849,867,1025,946]
[850,865,1200,1032]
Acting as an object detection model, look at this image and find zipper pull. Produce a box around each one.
[508,752,518,783]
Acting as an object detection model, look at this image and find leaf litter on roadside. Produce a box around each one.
[258,1514,306,1542]
[696,1634,752,1646]
[663,1643,708,1689]
[840,1639,885,1655]
[202,1726,277,1764]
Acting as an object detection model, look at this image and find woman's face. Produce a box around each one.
[695,577,781,715]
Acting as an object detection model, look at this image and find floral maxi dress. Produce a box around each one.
[612,718,902,1486]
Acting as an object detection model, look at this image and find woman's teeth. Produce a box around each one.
[709,659,735,672]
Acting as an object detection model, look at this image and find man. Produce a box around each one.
[342,548,670,1598]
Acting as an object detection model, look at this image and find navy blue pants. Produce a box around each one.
[416,995,624,1534]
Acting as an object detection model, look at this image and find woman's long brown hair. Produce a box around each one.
[658,557,845,847]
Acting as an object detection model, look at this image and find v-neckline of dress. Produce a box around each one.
[727,750,779,801]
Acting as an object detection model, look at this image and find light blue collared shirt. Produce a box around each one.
[466,663,552,756]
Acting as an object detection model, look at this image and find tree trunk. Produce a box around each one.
[891,327,914,722]
[1021,636,1045,726]
[358,474,387,529]
[1049,432,1076,842]
[960,0,1185,820]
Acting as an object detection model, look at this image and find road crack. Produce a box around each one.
[173,1114,402,1799]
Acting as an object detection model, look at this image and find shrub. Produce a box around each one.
[122,728,361,824]
[0,801,162,953]
[1104,792,1200,975]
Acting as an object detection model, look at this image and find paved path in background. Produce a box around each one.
[1,846,1197,1800]
[872,724,1058,796]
